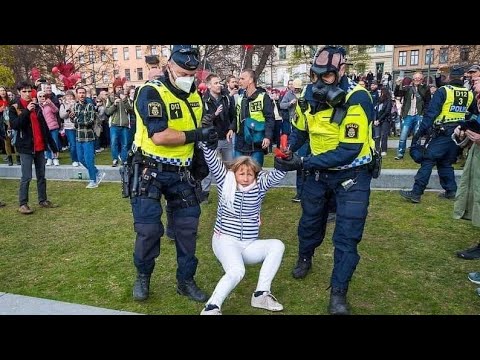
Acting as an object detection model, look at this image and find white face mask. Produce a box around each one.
[170,66,195,93]
[175,76,195,93]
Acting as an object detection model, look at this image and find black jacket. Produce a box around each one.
[202,89,235,140]
[9,100,58,155]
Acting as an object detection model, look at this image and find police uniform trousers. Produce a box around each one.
[130,167,201,281]
[412,127,458,196]
[298,165,372,290]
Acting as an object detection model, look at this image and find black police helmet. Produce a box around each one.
[310,45,347,77]
[170,45,200,71]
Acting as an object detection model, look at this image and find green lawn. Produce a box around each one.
[0,179,479,315]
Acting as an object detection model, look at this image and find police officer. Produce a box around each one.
[274,46,375,315]
[130,45,217,303]
[226,69,275,166]
[400,66,475,203]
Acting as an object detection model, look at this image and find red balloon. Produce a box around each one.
[243,45,254,51]
[52,66,59,74]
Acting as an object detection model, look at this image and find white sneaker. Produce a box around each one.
[251,292,283,312]
[46,159,53,166]
[200,305,222,315]
[72,162,79,167]
[85,181,98,189]
[53,158,60,166]
[96,171,106,185]
[381,152,387,156]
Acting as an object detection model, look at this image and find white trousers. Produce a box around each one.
[207,232,285,308]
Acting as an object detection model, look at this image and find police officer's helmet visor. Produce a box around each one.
[310,46,347,77]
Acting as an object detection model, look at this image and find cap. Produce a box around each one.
[170,45,200,70]
[450,66,465,77]
[292,78,303,89]
[467,64,480,73]
[311,45,347,76]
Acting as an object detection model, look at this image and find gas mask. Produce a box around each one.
[312,77,346,107]
[310,46,347,107]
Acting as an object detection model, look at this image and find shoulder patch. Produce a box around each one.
[148,102,162,117]
[345,123,359,138]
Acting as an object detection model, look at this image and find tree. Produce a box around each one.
[343,45,373,75]
[0,65,15,88]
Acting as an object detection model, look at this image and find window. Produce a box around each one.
[79,52,85,64]
[136,46,142,59]
[89,50,95,63]
[137,68,143,81]
[151,46,157,55]
[425,48,434,65]
[112,48,118,61]
[114,69,119,77]
[123,47,129,60]
[410,50,419,65]
[460,47,470,62]
[375,45,385,53]
[398,51,407,66]
[279,47,286,60]
[294,45,302,57]
[125,69,131,81]
[101,50,107,62]
[80,72,86,84]
[439,48,448,64]
[101,71,108,84]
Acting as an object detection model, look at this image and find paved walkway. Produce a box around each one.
[0,292,138,315]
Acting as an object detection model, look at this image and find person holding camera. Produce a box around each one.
[400,66,476,204]
[453,76,480,261]
[129,45,217,304]
[273,46,375,315]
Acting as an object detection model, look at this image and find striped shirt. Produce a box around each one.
[200,143,287,241]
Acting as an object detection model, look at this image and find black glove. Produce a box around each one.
[274,153,303,172]
[298,97,308,113]
[184,126,218,144]
[201,113,214,127]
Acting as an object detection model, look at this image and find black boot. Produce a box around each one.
[132,273,151,301]
[7,155,13,166]
[292,256,312,279]
[177,279,208,302]
[328,287,349,315]
[15,155,21,165]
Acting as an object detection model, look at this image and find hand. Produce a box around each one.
[262,138,270,149]
[290,99,297,105]
[214,104,223,116]
[274,153,303,172]
[466,129,480,144]
[454,125,466,140]
[374,120,380,126]
[201,113,214,127]
[27,102,36,111]
[196,126,218,143]
[298,97,308,112]
[114,98,121,105]
[226,129,234,142]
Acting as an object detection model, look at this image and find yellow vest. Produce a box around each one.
[133,82,203,165]
[294,85,374,170]
[434,85,474,125]
[236,92,265,131]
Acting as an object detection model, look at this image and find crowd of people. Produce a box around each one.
[1,44,480,313]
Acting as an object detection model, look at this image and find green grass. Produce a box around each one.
[0,179,479,315]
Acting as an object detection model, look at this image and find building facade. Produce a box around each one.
[70,45,170,94]
[392,45,449,84]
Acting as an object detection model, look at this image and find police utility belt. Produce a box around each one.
[142,156,191,173]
